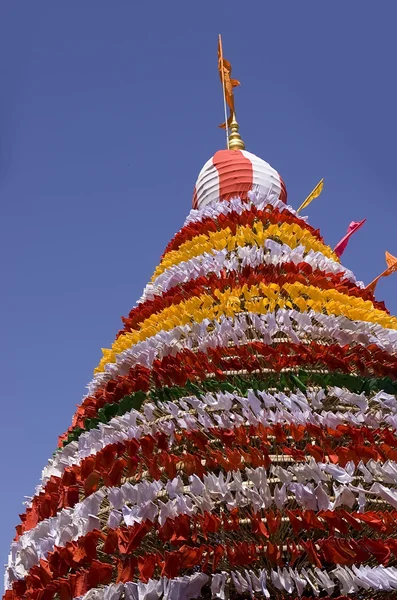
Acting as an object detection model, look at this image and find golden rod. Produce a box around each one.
[228,111,245,150]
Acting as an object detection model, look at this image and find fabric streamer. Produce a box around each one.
[217,34,239,130]
[367,251,397,292]
[334,219,366,258]
[296,178,324,214]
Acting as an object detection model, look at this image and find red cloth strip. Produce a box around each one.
[17,420,397,537]
[63,341,397,440]
[8,521,397,600]
[116,261,387,337]
[162,203,323,257]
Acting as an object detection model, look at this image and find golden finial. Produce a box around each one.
[218,35,245,150]
[228,111,245,150]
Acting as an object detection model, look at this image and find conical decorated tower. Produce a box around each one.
[4,40,397,600]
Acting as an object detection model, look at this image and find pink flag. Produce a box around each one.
[334,219,366,258]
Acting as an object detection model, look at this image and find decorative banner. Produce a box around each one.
[35,383,397,493]
[217,34,240,128]
[366,251,397,292]
[297,178,324,213]
[386,250,397,269]
[334,219,366,258]
[95,279,397,375]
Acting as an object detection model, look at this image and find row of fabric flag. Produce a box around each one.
[298,179,397,293]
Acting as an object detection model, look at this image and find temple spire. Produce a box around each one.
[228,111,245,150]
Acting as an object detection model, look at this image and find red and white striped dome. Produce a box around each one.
[192,149,287,210]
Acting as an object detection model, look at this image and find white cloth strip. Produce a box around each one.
[8,459,397,584]
[140,238,360,304]
[11,563,397,600]
[33,383,397,506]
[87,308,397,395]
[40,385,397,489]
[184,190,297,228]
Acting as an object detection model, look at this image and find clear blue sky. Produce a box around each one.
[1,0,396,568]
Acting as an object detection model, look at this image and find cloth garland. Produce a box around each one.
[183,189,293,228]
[9,457,397,581]
[45,384,397,491]
[9,564,397,600]
[78,340,397,443]
[67,340,397,443]
[100,340,397,390]
[140,239,364,306]
[16,411,397,540]
[8,522,397,600]
[69,368,397,441]
[120,263,385,338]
[63,569,397,600]
[95,282,397,374]
[162,202,324,259]
[91,311,397,397]
[151,220,339,283]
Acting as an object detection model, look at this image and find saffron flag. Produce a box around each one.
[386,251,397,270]
[366,251,397,293]
[218,35,240,129]
[296,179,324,213]
[334,219,366,258]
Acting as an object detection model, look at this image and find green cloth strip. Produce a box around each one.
[59,371,397,450]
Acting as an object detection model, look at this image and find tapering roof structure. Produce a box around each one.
[4,40,397,600]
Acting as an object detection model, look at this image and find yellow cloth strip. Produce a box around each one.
[151,221,339,282]
[95,282,397,373]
